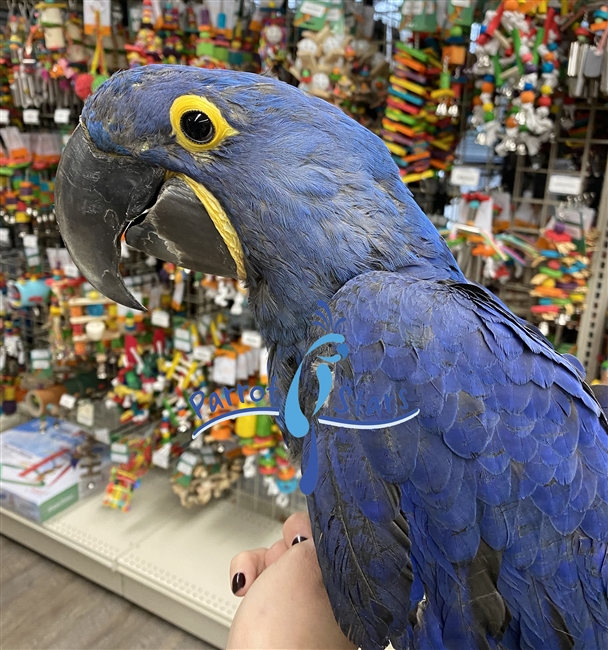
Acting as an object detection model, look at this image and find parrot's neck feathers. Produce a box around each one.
[245,184,464,348]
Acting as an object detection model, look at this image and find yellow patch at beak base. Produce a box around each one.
[178,174,247,280]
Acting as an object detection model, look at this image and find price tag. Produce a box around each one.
[111,443,128,454]
[176,459,194,475]
[0,109,9,124]
[402,0,425,14]
[25,249,41,267]
[54,108,71,124]
[548,175,583,197]
[23,109,40,125]
[23,234,38,250]
[151,309,170,328]
[111,451,129,465]
[31,347,51,370]
[77,400,95,427]
[180,451,198,466]
[174,338,192,353]
[94,428,110,445]
[193,345,214,363]
[176,450,198,475]
[174,327,192,352]
[299,1,326,17]
[0,228,10,244]
[32,359,51,370]
[450,166,481,187]
[59,393,77,409]
[241,330,263,348]
[212,355,237,386]
[64,263,80,278]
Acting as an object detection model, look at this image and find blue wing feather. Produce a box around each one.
[297,270,608,650]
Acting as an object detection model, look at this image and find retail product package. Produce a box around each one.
[0,418,110,522]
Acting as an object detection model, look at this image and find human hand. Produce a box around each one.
[227,512,356,650]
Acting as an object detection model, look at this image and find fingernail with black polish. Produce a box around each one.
[231,572,246,594]
[292,535,308,545]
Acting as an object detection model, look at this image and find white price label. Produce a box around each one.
[0,109,9,124]
[193,345,214,363]
[174,338,192,353]
[180,451,198,466]
[77,401,95,427]
[241,330,263,348]
[32,359,51,370]
[548,175,583,197]
[299,1,327,17]
[0,229,10,244]
[151,309,170,328]
[174,327,190,340]
[402,0,425,14]
[94,428,110,445]
[25,250,41,267]
[31,349,50,360]
[59,393,77,409]
[176,460,194,476]
[23,234,38,250]
[111,443,128,454]
[23,109,40,125]
[450,166,481,187]
[54,108,71,124]
[64,263,80,278]
[212,355,237,386]
[451,0,471,6]
[111,451,130,465]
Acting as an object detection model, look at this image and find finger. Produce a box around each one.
[264,539,289,568]
[229,547,267,597]
[281,511,313,549]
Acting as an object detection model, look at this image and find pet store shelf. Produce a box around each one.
[0,469,283,648]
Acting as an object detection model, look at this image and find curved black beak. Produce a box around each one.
[55,126,164,310]
[55,126,239,310]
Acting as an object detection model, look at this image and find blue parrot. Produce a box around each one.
[55,65,608,650]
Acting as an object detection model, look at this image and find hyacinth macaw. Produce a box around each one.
[55,65,608,650]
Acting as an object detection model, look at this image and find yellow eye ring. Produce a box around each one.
[170,95,238,153]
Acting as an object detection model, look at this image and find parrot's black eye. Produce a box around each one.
[180,111,215,145]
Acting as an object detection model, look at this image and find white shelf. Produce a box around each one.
[0,469,283,648]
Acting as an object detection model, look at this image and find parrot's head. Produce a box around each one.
[56,65,459,343]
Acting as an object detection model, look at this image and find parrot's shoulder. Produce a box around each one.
[328,269,602,420]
